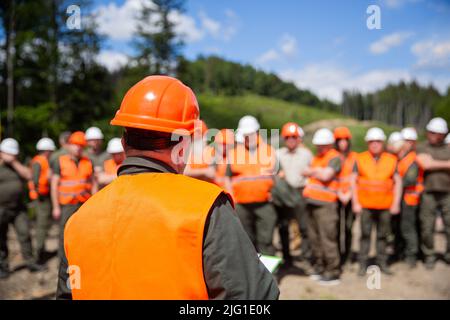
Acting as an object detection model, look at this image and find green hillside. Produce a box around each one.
[198,94,399,152]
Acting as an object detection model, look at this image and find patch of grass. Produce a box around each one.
[198,93,399,152]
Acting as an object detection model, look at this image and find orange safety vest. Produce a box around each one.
[337,151,358,193]
[103,158,119,176]
[28,155,50,200]
[64,173,231,299]
[398,151,424,206]
[356,151,397,210]
[58,154,93,205]
[229,140,276,204]
[303,148,341,203]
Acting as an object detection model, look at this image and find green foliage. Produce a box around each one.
[177,56,333,110]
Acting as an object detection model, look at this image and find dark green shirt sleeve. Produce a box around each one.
[32,162,41,187]
[328,156,342,175]
[203,193,280,300]
[403,162,419,187]
[50,157,61,176]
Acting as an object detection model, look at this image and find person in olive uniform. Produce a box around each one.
[273,122,312,267]
[416,118,450,269]
[0,138,44,279]
[49,131,71,166]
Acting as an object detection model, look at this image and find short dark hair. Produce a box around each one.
[59,131,71,145]
[123,128,181,151]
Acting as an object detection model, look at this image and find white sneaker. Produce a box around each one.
[309,274,322,281]
[318,278,341,286]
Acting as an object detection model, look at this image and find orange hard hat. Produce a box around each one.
[110,76,200,135]
[281,122,300,138]
[215,129,235,145]
[68,131,87,147]
[334,127,352,140]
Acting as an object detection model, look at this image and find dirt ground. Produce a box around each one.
[0,220,449,300]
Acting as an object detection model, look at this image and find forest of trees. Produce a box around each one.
[341,82,450,129]
[1,0,449,156]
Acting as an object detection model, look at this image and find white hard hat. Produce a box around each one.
[312,128,335,145]
[388,131,403,145]
[107,138,124,154]
[426,117,448,134]
[36,137,56,151]
[237,115,260,135]
[365,127,386,142]
[445,134,450,144]
[85,126,104,140]
[401,127,418,141]
[235,130,244,143]
[298,126,305,138]
[0,138,19,156]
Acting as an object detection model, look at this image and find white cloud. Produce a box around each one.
[280,34,298,56]
[280,63,449,103]
[369,32,413,54]
[95,0,204,43]
[256,33,298,65]
[199,11,221,37]
[411,39,450,69]
[95,0,143,41]
[96,50,129,71]
[256,50,280,64]
[169,10,204,43]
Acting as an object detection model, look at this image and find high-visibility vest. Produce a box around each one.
[58,154,93,205]
[28,154,50,200]
[229,140,276,204]
[103,158,119,176]
[355,151,397,210]
[303,148,341,203]
[337,151,358,193]
[64,172,231,299]
[398,151,424,206]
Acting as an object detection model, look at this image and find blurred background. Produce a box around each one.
[1,0,450,157]
[0,0,450,299]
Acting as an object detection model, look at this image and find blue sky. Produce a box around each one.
[93,0,450,102]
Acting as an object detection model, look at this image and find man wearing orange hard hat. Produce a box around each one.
[50,131,97,262]
[56,76,279,300]
[272,122,312,267]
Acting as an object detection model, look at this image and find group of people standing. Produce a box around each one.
[183,115,450,286]
[0,128,125,279]
[1,112,449,289]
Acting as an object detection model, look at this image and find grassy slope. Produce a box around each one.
[198,94,398,151]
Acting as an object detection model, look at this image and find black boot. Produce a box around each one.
[358,263,367,277]
[379,263,394,275]
[0,267,10,279]
[27,261,48,272]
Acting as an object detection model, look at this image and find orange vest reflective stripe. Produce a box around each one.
[28,155,50,200]
[337,151,357,193]
[303,149,341,203]
[229,140,276,204]
[103,159,119,176]
[58,155,93,205]
[398,151,424,206]
[356,151,397,210]
[64,173,230,299]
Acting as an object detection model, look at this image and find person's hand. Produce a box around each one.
[416,154,432,167]
[52,206,61,220]
[352,202,362,215]
[338,191,352,205]
[390,203,401,215]
[1,153,16,164]
[302,167,313,177]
